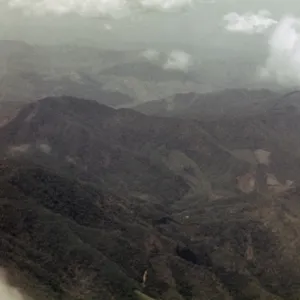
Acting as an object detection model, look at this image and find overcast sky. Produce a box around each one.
[0,0,298,46]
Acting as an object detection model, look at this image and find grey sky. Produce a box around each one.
[0,0,298,47]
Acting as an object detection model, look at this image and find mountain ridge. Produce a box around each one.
[1,95,300,299]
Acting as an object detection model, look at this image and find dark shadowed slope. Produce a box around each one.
[2,95,300,197]
[1,96,300,299]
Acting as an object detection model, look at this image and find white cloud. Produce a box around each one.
[8,0,130,18]
[139,0,193,11]
[104,23,112,30]
[7,0,194,18]
[224,10,278,34]
[258,16,300,86]
[163,50,192,72]
[141,49,192,72]
[141,49,160,61]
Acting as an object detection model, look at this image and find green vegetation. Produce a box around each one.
[1,95,300,300]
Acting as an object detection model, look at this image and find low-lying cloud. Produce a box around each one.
[224,10,278,34]
[141,49,192,72]
[141,49,160,61]
[7,0,194,18]
[163,50,192,72]
[259,16,300,86]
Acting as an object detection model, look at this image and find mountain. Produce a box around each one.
[0,70,134,106]
[134,89,283,120]
[0,40,202,105]
[0,100,25,127]
[1,95,300,299]
[0,41,136,107]
[0,40,281,106]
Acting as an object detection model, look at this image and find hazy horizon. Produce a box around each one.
[1,0,300,88]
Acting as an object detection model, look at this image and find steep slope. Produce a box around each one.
[1,97,300,299]
[0,101,25,127]
[1,95,299,198]
[0,96,251,200]
[0,158,236,300]
[0,97,190,203]
[0,160,140,300]
[3,158,300,300]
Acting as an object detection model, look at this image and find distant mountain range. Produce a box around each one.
[134,89,281,119]
[0,40,284,106]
